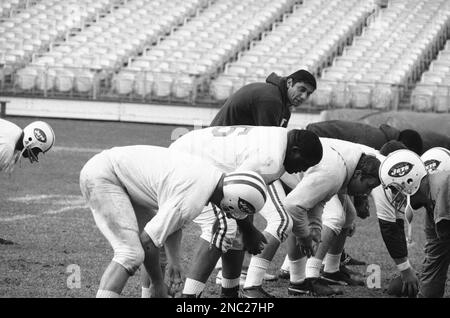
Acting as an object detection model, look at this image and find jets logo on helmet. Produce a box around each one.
[237,198,255,215]
[34,128,47,143]
[388,162,413,177]
[220,171,267,220]
[421,147,450,173]
[423,159,440,172]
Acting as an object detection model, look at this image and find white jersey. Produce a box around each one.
[170,126,287,184]
[282,138,368,237]
[103,145,223,223]
[0,119,22,172]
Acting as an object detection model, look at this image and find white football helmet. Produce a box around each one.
[220,171,267,220]
[22,121,55,162]
[421,147,450,173]
[379,149,427,197]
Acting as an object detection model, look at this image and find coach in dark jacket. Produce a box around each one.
[211,70,317,127]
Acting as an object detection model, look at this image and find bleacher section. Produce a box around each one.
[314,0,450,110]
[0,0,449,113]
[411,40,450,112]
[113,0,295,103]
[210,0,376,101]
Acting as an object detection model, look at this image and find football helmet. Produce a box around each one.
[22,121,55,163]
[379,149,427,197]
[421,147,450,173]
[380,150,427,240]
[220,171,267,220]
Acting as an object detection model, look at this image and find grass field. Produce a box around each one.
[0,116,448,298]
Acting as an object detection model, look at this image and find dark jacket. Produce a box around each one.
[306,120,400,150]
[210,73,291,127]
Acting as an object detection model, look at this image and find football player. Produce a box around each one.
[79,145,268,298]
[1,118,55,245]
[273,138,381,296]
[1,119,55,173]
[166,125,323,298]
[380,149,450,298]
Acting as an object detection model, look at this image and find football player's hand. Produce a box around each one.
[354,195,370,219]
[165,263,184,298]
[149,281,169,298]
[347,223,356,237]
[241,224,267,255]
[400,267,419,298]
[298,235,314,258]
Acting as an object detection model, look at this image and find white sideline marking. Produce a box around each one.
[8,194,82,203]
[1,194,88,222]
[53,146,104,153]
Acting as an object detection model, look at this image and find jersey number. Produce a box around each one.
[211,126,252,137]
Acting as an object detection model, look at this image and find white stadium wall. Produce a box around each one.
[2,97,322,128]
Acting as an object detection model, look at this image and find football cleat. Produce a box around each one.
[241,286,275,298]
[322,270,365,286]
[340,251,366,266]
[288,278,343,297]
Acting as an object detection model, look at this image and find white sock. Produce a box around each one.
[289,257,307,283]
[96,289,120,298]
[305,257,322,278]
[183,278,205,297]
[244,257,269,288]
[324,253,342,274]
[281,255,290,272]
[141,287,151,298]
[221,277,240,288]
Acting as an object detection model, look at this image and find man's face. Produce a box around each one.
[347,171,381,196]
[284,147,315,174]
[287,80,315,107]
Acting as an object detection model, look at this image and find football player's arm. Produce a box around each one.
[284,172,339,239]
[378,218,418,297]
[164,229,184,297]
[139,230,167,297]
[236,217,267,255]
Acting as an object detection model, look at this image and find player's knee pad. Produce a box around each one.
[112,244,145,276]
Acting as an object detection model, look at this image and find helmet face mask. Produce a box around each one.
[383,183,407,213]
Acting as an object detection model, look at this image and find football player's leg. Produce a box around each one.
[324,195,354,274]
[418,234,450,298]
[323,196,365,286]
[243,181,291,297]
[308,196,345,277]
[80,157,144,297]
[221,247,246,297]
[294,196,344,296]
[183,205,237,297]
